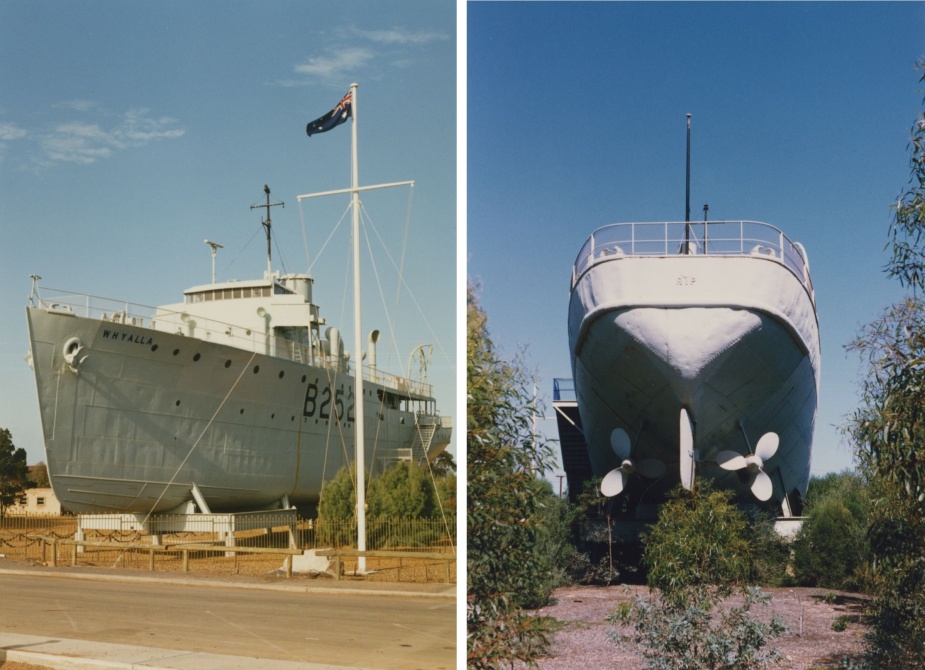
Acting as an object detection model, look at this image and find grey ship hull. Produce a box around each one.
[566,222,820,514]
[27,307,449,514]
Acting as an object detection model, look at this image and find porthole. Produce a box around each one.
[253,365,260,374]
[240,408,245,414]
[193,353,201,362]
[290,416,295,422]
[271,413,276,419]
[224,360,232,368]
[301,375,307,383]
[175,400,181,407]
[151,344,159,352]
[173,349,180,356]
[278,370,285,379]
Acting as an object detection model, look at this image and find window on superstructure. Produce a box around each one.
[275,326,309,346]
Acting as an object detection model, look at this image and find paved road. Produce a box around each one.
[0,573,455,669]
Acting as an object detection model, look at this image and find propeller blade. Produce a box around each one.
[680,408,695,491]
[751,470,773,501]
[601,467,628,497]
[610,428,631,460]
[636,459,667,479]
[716,450,748,471]
[755,432,779,461]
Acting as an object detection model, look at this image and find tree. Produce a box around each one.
[847,298,925,667]
[430,450,456,477]
[886,65,925,294]
[317,464,358,521]
[0,429,29,517]
[609,483,786,670]
[27,462,50,488]
[434,471,456,515]
[843,59,925,668]
[466,284,556,668]
[368,461,437,518]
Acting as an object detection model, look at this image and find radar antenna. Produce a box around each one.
[251,184,284,276]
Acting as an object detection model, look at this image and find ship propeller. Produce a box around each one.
[600,427,667,497]
[716,431,779,501]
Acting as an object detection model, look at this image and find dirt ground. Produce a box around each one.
[533,584,868,670]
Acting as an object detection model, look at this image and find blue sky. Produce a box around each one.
[0,0,457,465]
[468,2,925,486]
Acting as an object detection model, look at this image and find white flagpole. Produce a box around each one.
[349,82,367,574]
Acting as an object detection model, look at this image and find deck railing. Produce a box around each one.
[553,378,576,403]
[572,221,814,301]
[28,286,432,398]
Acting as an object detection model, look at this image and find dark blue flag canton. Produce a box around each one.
[306,92,352,137]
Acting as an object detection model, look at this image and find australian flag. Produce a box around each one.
[306,91,352,137]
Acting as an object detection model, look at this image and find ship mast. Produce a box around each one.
[251,184,285,277]
[297,83,413,573]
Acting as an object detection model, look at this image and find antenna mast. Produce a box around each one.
[204,240,223,284]
[685,113,692,253]
[251,184,285,276]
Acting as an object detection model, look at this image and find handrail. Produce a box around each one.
[571,221,814,302]
[28,285,432,397]
[553,378,576,402]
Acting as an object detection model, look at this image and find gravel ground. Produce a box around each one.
[532,585,868,670]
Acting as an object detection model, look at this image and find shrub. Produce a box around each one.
[791,473,870,591]
[609,483,786,670]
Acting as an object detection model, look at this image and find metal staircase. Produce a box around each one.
[409,416,438,463]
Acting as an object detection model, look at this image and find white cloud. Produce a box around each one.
[348,27,449,45]
[293,47,375,83]
[10,105,185,169]
[0,122,27,141]
[116,108,185,145]
[40,123,114,164]
[53,99,102,113]
[284,25,449,87]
